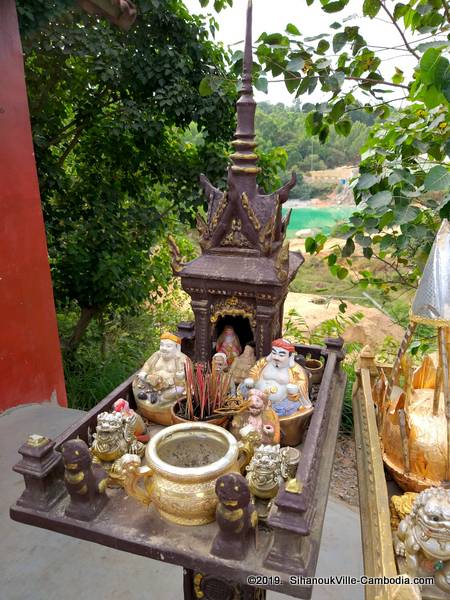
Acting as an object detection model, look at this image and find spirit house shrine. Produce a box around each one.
[172,1,304,363]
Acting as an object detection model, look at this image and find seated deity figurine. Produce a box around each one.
[215,325,242,367]
[242,338,311,418]
[133,332,191,425]
[231,389,280,445]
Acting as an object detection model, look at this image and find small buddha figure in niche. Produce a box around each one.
[215,325,242,367]
[231,388,279,445]
[242,338,311,417]
[133,332,191,425]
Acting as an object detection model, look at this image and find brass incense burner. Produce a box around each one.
[123,422,240,525]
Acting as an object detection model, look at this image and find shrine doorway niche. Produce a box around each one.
[213,315,254,354]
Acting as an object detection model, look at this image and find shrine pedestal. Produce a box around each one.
[10,341,346,600]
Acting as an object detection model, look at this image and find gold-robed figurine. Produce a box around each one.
[379,219,450,491]
[133,332,191,425]
[238,338,313,446]
[242,338,311,417]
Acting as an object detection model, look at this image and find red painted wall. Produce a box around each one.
[0,0,67,411]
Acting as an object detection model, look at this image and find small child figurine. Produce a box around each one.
[210,472,257,560]
[230,388,280,445]
[62,439,108,521]
[113,398,149,442]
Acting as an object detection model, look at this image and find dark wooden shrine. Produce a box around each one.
[10,339,345,600]
[10,3,347,599]
[171,1,302,363]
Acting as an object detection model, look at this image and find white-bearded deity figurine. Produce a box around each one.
[240,338,311,417]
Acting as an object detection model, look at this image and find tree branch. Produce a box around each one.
[57,124,86,167]
[443,0,450,24]
[380,0,420,59]
[371,252,416,288]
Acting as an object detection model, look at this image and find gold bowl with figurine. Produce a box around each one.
[123,422,241,525]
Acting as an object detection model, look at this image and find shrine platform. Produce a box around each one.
[1,404,364,600]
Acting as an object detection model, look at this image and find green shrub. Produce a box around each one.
[60,287,192,411]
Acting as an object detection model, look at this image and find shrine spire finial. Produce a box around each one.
[229,0,260,186]
[242,0,253,95]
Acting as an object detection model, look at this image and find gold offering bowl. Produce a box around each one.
[123,422,240,525]
[280,406,314,447]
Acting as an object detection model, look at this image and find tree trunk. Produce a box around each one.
[64,306,100,353]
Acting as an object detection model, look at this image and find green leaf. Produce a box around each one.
[419,48,441,84]
[392,67,404,85]
[318,124,330,143]
[342,238,355,257]
[285,72,300,94]
[355,234,372,248]
[330,99,346,121]
[328,253,337,266]
[333,32,347,53]
[316,58,332,70]
[286,23,301,36]
[287,57,305,72]
[424,165,450,191]
[317,39,330,54]
[356,173,378,189]
[305,237,317,253]
[352,34,366,55]
[302,102,315,113]
[416,40,450,53]
[305,111,323,135]
[254,77,268,93]
[335,119,351,136]
[394,206,420,224]
[264,33,284,45]
[199,77,213,97]
[393,3,408,20]
[363,0,381,18]
[336,266,349,280]
[367,190,392,208]
[330,21,341,29]
[379,210,394,229]
[322,0,350,14]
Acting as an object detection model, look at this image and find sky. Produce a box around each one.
[183,0,421,106]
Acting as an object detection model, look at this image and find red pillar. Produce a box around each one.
[0,0,67,411]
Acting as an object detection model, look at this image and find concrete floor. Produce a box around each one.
[1,404,364,600]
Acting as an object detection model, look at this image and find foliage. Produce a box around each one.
[16,0,73,35]
[283,307,364,347]
[283,307,363,432]
[17,0,236,349]
[60,285,192,410]
[199,0,450,301]
[256,101,369,172]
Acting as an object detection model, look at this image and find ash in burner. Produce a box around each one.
[157,437,227,468]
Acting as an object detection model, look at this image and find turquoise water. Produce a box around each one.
[283,206,355,236]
